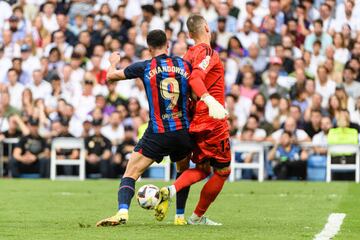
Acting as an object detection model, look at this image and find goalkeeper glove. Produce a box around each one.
[202,95,228,120]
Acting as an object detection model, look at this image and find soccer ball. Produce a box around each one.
[137,184,161,210]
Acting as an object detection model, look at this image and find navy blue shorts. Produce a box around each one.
[134,128,193,163]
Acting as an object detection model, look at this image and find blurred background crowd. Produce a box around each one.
[0,0,360,180]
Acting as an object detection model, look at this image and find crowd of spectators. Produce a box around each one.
[0,0,360,180]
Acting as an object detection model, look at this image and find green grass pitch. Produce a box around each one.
[1,179,359,240]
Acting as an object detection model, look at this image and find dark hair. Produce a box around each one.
[142,4,156,15]
[283,131,293,137]
[7,68,18,74]
[170,3,180,12]
[146,30,167,49]
[314,19,323,27]
[248,114,259,122]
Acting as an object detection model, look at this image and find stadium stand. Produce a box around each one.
[0,0,360,181]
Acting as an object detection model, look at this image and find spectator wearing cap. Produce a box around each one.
[111,125,136,178]
[304,19,333,54]
[5,68,24,110]
[343,66,360,99]
[142,5,165,31]
[29,69,52,100]
[259,67,288,100]
[10,117,50,178]
[6,15,26,43]
[268,131,308,180]
[84,119,111,178]
[20,44,41,77]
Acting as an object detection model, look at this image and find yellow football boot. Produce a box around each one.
[154,187,170,221]
[174,215,187,225]
[96,211,128,227]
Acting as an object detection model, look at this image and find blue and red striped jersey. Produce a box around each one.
[124,54,192,133]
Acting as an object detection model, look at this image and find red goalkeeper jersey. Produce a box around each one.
[184,43,227,133]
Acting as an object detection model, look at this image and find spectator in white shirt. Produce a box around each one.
[236,19,259,50]
[312,116,333,155]
[73,79,96,122]
[216,17,233,50]
[343,66,360,99]
[141,5,165,31]
[44,30,73,60]
[315,65,335,108]
[0,44,12,83]
[101,111,125,146]
[69,52,85,84]
[309,40,326,76]
[199,0,218,23]
[41,2,59,33]
[268,116,311,143]
[331,0,360,34]
[2,30,21,59]
[333,33,350,64]
[29,69,52,100]
[237,1,262,30]
[20,44,41,77]
[5,68,24,110]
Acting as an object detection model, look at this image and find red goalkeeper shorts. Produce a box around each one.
[190,119,231,168]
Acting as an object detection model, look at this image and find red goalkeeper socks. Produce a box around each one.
[194,170,229,217]
[174,168,209,192]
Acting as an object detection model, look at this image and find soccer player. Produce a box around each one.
[155,15,232,225]
[96,29,227,227]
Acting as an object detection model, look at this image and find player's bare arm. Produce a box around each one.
[106,52,126,82]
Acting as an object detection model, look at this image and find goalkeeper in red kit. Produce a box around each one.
[154,14,231,225]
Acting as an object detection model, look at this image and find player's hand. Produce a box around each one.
[202,95,228,120]
[109,51,121,66]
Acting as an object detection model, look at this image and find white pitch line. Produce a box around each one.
[314,213,346,240]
